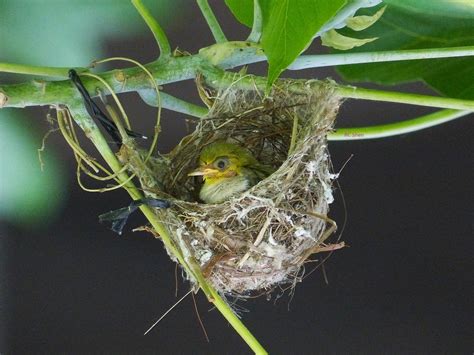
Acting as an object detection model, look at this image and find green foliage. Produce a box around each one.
[345,5,386,31]
[320,5,386,50]
[335,0,474,99]
[0,112,65,226]
[321,29,377,50]
[0,0,178,226]
[225,0,254,27]
[224,0,390,86]
[0,0,177,66]
[260,0,347,86]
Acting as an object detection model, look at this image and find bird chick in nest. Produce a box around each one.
[188,141,273,204]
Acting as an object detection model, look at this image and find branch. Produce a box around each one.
[0,55,206,108]
[132,0,171,56]
[329,109,471,140]
[0,62,87,78]
[289,45,474,70]
[139,90,471,140]
[201,66,474,112]
[197,0,227,43]
[2,46,474,80]
[1,43,473,121]
[247,0,263,43]
[139,89,207,118]
[335,85,474,111]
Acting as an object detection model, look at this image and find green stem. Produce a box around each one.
[69,105,184,260]
[138,89,208,117]
[131,0,171,56]
[68,103,267,355]
[2,45,474,79]
[335,85,474,111]
[247,0,263,43]
[210,289,268,354]
[0,62,87,78]
[197,0,227,43]
[139,89,471,140]
[2,54,474,114]
[203,66,474,112]
[136,90,472,140]
[289,45,474,69]
[0,55,206,108]
[328,109,471,140]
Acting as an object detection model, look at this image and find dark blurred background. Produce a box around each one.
[0,1,472,354]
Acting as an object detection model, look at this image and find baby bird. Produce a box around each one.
[188,141,272,204]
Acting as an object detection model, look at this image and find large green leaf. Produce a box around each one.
[335,0,474,99]
[225,0,254,28]
[224,0,390,86]
[260,0,347,86]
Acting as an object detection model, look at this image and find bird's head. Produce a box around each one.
[188,141,258,184]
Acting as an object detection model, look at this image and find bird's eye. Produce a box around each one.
[214,157,229,170]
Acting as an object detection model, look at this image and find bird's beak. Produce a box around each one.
[188,165,219,177]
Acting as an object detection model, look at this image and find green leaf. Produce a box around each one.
[225,0,255,28]
[321,29,377,50]
[0,111,66,226]
[223,1,384,86]
[335,0,474,99]
[261,0,347,86]
[345,5,386,31]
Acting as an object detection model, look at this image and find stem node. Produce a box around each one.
[0,92,7,107]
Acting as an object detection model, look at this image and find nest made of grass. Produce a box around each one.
[124,78,342,297]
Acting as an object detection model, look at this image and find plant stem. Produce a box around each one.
[0,55,206,108]
[0,62,87,78]
[328,109,471,140]
[289,45,474,69]
[137,88,473,140]
[68,105,183,260]
[138,89,208,117]
[335,85,474,111]
[197,0,227,43]
[131,0,171,56]
[210,289,268,354]
[247,0,263,43]
[203,66,474,112]
[2,54,473,115]
[2,45,474,80]
[139,89,471,140]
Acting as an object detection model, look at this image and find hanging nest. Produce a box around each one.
[121,77,343,297]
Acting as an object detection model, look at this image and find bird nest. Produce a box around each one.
[124,78,342,297]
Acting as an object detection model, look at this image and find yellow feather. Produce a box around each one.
[189,141,272,203]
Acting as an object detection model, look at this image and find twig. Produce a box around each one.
[197,0,227,43]
[289,45,474,70]
[132,0,171,56]
[329,109,471,140]
[0,62,86,78]
[335,85,474,111]
[247,0,262,43]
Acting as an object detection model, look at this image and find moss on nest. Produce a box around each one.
[122,77,342,297]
